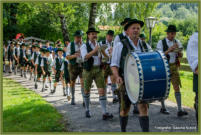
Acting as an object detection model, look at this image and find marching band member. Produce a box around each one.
[157,25,188,116]
[66,30,85,105]
[52,48,66,95]
[41,49,54,92]
[111,19,152,132]
[187,32,198,126]
[13,42,20,75]
[31,44,40,88]
[35,48,46,89]
[99,30,118,104]
[80,27,113,120]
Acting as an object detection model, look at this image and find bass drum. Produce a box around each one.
[124,51,171,104]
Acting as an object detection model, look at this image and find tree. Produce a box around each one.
[88,3,97,28]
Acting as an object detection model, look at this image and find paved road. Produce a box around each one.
[3,71,197,132]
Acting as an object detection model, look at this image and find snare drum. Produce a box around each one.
[124,51,171,103]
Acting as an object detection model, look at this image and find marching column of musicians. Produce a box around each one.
[3,17,198,132]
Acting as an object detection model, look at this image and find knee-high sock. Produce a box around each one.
[42,80,45,89]
[49,80,52,89]
[120,115,128,132]
[161,100,166,109]
[139,116,149,132]
[71,87,75,99]
[175,92,182,111]
[111,83,117,99]
[81,87,85,102]
[84,93,90,111]
[99,95,107,114]
[9,65,12,72]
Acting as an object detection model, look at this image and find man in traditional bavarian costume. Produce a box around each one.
[52,48,66,95]
[80,27,113,120]
[113,18,131,47]
[187,32,198,126]
[99,30,118,104]
[7,41,15,73]
[13,42,21,75]
[66,30,85,105]
[41,48,53,92]
[31,44,40,87]
[111,19,152,132]
[157,25,188,116]
[35,48,45,89]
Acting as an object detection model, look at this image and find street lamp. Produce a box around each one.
[145,17,157,47]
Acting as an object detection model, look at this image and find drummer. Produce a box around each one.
[111,19,152,132]
[156,25,188,116]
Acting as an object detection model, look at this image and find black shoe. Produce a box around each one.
[160,108,170,115]
[113,98,119,104]
[177,110,188,117]
[35,84,38,89]
[3,70,6,73]
[9,71,12,73]
[102,113,113,120]
[51,90,55,94]
[85,110,91,118]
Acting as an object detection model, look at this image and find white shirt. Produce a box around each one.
[66,41,83,63]
[187,32,198,73]
[113,31,126,46]
[111,36,152,67]
[80,40,101,66]
[13,47,20,57]
[156,38,183,63]
[40,56,53,67]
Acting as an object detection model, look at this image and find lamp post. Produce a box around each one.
[145,17,157,47]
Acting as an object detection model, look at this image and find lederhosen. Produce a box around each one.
[7,45,14,61]
[100,40,113,79]
[37,55,43,78]
[118,37,148,111]
[68,42,83,81]
[43,57,52,78]
[162,38,181,87]
[55,57,64,82]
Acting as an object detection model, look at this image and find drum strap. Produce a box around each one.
[139,40,148,52]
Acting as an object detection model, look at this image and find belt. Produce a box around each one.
[169,63,176,66]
